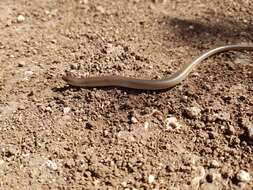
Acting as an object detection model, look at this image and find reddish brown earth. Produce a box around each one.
[0,0,252,189]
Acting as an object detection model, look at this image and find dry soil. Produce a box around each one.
[0,0,253,189]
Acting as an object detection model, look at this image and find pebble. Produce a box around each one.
[25,70,33,76]
[93,179,100,186]
[152,110,164,121]
[121,181,127,187]
[63,107,71,114]
[45,106,52,112]
[236,170,251,182]
[9,54,15,58]
[143,121,149,129]
[17,15,25,23]
[130,116,138,124]
[247,126,253,140]
[189,25,194,30]
[184,106,201,119]
[46,160,57,170]
[0,159,5,165]
[165,117,181,130]
[148,175,155,183]
[180,95,188,102]
[45,10,50,15]
[96,5,105,13]
[210,160,220,168]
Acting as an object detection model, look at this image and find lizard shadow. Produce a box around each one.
[52,85,172,95]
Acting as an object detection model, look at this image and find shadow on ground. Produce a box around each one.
[166,16,253,48]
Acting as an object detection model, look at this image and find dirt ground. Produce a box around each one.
[0,0,252,189]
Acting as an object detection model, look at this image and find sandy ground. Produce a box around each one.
[0,0,252,189]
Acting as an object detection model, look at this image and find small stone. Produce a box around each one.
[103,130,109,137]
[236,170,251,182]
[210,160,220,168]
[17,15,25,23]
[148,175,155,183]
[93,179,100,186]
[241,141,247,147]
[96,6,105,13]
[189,25,194,29]
[45,106,52,112]
[152,110,164,121]
[130,116,138,124]
[46,160,57,170]
[0,159,5,165]
[25,70,33,76]
[45,10,50,15]
[184,106,201,119]
[121,181,127,187]
[63,107,71,114]
[180,95,188,102]
[165,117,181,130]
[247,127,253,140]
[9,54,15,58]
[143,121,149,129]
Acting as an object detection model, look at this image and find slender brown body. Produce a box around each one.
[62,44,253,90]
